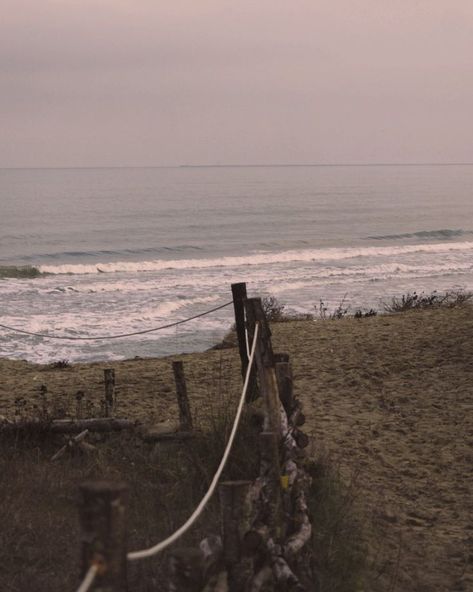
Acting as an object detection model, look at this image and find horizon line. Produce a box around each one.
[2,162,473,170]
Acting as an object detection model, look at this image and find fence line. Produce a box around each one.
[2,283,314,591]
[74,293,314,591]
[127,322,259,561]
[0,300,232,341]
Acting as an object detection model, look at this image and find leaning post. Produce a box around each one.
[219,480,254,592]
[79,480,128,592]
[231,282,249,379]
[244,298,281,435]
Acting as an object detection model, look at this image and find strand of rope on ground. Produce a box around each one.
[0,301,233,341]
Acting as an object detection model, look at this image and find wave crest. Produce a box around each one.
[36,241,473,276]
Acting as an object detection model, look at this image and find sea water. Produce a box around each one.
[1,165,473,363]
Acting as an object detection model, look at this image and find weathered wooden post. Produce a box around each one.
[231,282,249,378]
[275,358,294,415]
[219,481,254,592]
[244,298,281,435]
[103,369,116,417]
[79,480,128,592]
[172,361,193,432]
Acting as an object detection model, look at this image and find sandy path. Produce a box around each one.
[271,307,473,592]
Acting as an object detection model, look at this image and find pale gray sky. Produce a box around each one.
[1,1,472,167]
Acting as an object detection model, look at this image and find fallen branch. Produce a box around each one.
[1,417,136,434]
[51,429,90,461]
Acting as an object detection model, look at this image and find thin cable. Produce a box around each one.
[127,322,260,561]
[76,565,98,592]
[0,301,232,341]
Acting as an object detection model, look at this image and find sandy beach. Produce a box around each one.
[1,305,472,591]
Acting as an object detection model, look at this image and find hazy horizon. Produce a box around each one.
[2,1,473,168]
[3,162,473,171]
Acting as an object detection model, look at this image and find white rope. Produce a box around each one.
[76,565,98,592]
[245,326,251,359]
[127,322,260,561]
[0,301,233,341]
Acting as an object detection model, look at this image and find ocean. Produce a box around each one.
[1,164,473,363]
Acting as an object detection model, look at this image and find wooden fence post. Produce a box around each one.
[172,361,193,431]
[219,481,253,592]
[79,480,128,592]
[275,359,294,415]
[245,298,281,435]
[231,282,249,379]
[104,369,116,417]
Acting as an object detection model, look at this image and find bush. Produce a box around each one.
[354,309,377,319]
[316,297,351,320]
[263,296,314,322]
[383,290,473,314]
[262,296,286,321]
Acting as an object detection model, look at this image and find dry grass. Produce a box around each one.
[0,412,261,592]
[3,302,472,591]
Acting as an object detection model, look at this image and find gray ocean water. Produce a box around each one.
[1,165,473,363]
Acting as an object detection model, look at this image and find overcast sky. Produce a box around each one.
[1,1,472,167]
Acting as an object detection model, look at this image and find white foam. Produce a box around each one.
[37,241,473,276]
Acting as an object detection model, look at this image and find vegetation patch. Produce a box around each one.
[382,289,473,313]
[307,457,366,592]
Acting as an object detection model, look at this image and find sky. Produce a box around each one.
[1,1,473,167]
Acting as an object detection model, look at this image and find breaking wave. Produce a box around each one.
[36,241,473,276]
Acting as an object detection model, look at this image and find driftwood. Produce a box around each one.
[249,566,273,592]
[284,490,312,559]
[51,429,93,461]
[141,421,195,442]
[289,401,306,427]
[145,431,194,442]
[51,418,134,433]
[0,417,135,434]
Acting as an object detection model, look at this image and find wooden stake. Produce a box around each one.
[231,282,249,379]
[104,369,115,417]
[219,481,254,592]
[275,360,294,415]
[79,480,128,592]
[172,361,193,431]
